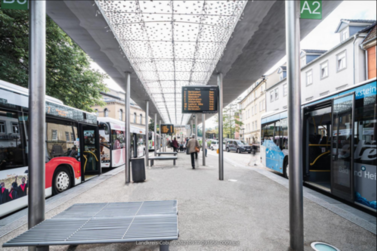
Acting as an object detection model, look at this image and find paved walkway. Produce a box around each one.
[0,151,376,250]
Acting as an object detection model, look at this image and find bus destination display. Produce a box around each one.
[161,124,174,134]
[182,86,218,113]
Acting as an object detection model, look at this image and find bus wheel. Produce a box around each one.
[284,162,289,179]
[53,167,72,194]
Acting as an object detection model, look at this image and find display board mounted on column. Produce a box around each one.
[161,124,174,134]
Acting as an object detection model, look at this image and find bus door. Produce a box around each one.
[331,94,355,202]
[79,124,101,181]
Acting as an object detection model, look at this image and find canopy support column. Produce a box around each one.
[28,1,48,250]
[145,101,149,166]
[202,114,206,166]
[154,114,157,156]
[159,120,162,152]
[286,1,304,250]
[218,73,224,181]
[125,72,131,184]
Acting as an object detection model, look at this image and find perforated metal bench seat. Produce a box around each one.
[157,152,178,156]
[3,200,178,251]
[149,156,178,166]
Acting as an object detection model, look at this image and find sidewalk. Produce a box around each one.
[0,151,376,250]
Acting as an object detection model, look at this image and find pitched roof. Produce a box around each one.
[335,19,375,33]
[362,24,377,44]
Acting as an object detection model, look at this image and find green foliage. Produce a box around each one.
[0,9,108,111]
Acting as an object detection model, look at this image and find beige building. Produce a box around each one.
[239,78,266,144]
[91,88,151,130]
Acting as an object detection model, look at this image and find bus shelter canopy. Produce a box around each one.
[46,0,341,126]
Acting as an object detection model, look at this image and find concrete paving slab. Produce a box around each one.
[0,152,376,251]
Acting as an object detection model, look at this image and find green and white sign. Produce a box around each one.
[300,0,322,20]
[1,0,28,10]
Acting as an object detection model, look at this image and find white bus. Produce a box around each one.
[97,117,146,168]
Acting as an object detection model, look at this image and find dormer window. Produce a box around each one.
[341,29,348,42]
[301,56,306,67]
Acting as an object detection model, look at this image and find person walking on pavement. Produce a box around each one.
[172,137,179,152]
[186,134,200,169]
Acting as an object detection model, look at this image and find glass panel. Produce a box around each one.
[332,94,354,201]
[46,122,76,159]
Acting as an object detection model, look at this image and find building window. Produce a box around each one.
[104,108,109,117]
[95,109,99,116]
[301,56,306,67]
[306,70,313,86]
[52,130,58,140]
[337,51,346,71]
[0,121,5,133]
[71,133,75,141]
[133,113,136,123]
[119,109,123,121]
[341,29,348,42]
[140,114,143,124]
[65,132,70,141]
[274,88,279,101]
[270,91,274,102]
[251,107,254,116]
[12,123,19,133]
[283,84,288,97]
[320,61,329,79]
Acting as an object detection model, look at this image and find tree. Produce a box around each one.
[149,119,159,133]
[0,9,108,112]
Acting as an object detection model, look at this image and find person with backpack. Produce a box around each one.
[186,134,200,169]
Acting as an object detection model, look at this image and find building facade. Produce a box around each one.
[91,88,151,131]
[239,78,266,144]
[265,19,375,113]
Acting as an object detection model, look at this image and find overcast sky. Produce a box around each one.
[91,0,376,127]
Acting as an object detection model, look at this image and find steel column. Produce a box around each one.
[286,1,304,250]
[145,101,149,166]
[218,73,224,180]
[202,114,206,166]
[154,114,157,156]
[195,116,198,137]
[125,72,131,184]
[190,119,193,136]
[159,120,162,152]
[28,1,47,250]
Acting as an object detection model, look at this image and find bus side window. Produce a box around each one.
[0,110,25,171]
[46,122,76,159]
[281,118,288,150]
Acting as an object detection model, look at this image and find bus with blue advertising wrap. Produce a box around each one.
[260,78,376,211]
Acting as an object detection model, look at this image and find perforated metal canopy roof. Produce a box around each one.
[46,1,341,126]
[3,200,178,247]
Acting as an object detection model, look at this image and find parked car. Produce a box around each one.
[209,140,226,151]
[226,140,252,153]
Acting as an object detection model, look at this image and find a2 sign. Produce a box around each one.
[1,0,28,10]
[300,0,322,20]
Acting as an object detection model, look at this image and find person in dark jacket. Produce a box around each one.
[8,182,18,201]
[16,176,28,197]
[172,137,179,152]
[0,182,9,204]
[186,135,200,169]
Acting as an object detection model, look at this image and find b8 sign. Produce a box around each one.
[1,0,28,10]
[300,0,322,20]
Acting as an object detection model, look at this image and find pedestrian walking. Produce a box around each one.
[186,134,200,169]
[251,143,257,166]
[172,137,179,152]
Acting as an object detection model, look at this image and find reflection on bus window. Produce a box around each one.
[0,110,24,171]
[46,122,76,160]
[112,130,125,149]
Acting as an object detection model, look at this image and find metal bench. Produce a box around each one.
[157,152,178,156]
[3,200,178,251]
[149,156,177,166]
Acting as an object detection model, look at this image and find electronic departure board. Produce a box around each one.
[182,86,218,113]
[161,124,174,134]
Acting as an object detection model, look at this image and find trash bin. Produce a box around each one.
[131,158,146,182]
